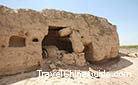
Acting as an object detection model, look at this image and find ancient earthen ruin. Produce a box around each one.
[0,6,119,76]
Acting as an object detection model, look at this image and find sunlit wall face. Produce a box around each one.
[0,0,138,45]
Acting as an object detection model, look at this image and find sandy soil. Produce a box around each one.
[0,48,138,85]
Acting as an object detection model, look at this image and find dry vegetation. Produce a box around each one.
[120,45,138,48]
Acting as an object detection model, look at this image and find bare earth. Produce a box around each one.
[0,48,138,85]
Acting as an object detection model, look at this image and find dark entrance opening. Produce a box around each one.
[42,26,73,58]
[84,43,94,63]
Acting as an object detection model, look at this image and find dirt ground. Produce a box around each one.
[0,48,138,85]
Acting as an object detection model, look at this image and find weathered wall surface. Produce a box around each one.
[0,6,119,76]
[42,9,119,62]
[0,6,48,75]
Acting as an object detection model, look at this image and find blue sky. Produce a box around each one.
[0,0,138,45]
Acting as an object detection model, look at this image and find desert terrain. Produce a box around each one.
[0,6,137,85]
[0,47,138,85]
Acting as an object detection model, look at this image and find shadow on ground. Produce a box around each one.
[0,57,133,85]
[90,57,133,71]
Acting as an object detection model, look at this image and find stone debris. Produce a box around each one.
[59,27,72,37]
[49,63,57,69]
[70,31,84,53]
[0,5,119,76]
[128,52,138,57]
[62,53,75,65]
[75,53,86,66]
[55,60,63,66]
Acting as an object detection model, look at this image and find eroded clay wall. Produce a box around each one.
[0,6,119,76]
